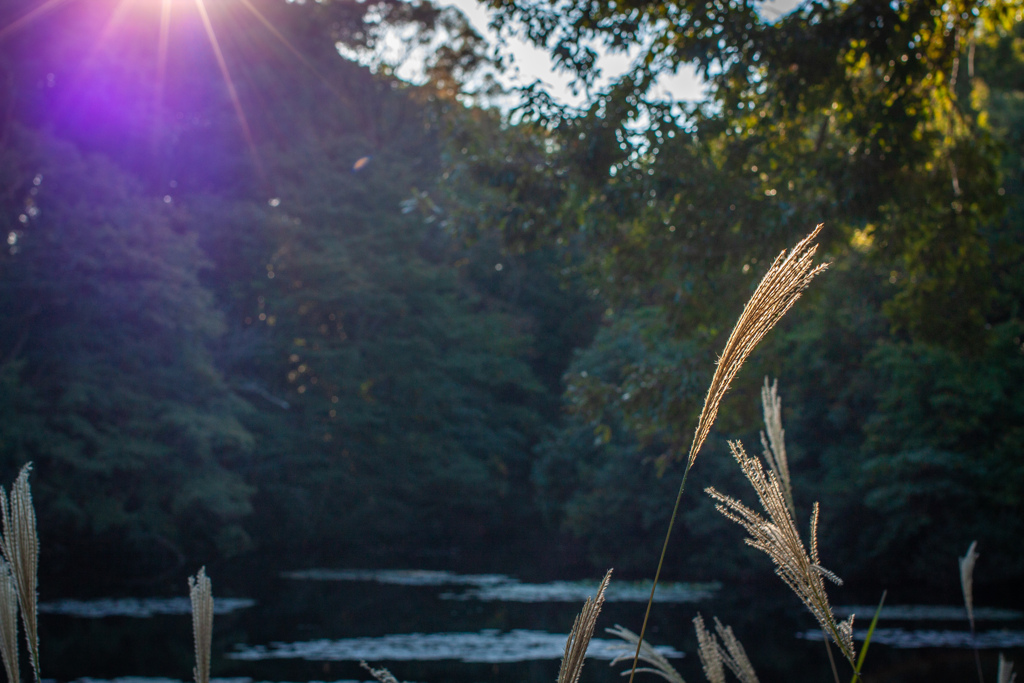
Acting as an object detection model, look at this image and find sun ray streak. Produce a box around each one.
[93,0,137,52]
[193,0,263,178]
[235,0,359,109]
[153,0,172,152]
[0,0,77,42]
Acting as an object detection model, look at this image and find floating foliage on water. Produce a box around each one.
[228,629,684,664]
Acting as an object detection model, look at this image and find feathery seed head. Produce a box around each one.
[759,377,793,516]
[693,615,726,683]
[685,225,827,468]
[692,615,759,683]
[189,567,214,683]
[960,541,979,630]
[606,624,685,683]
[0,559,19,683]
[706,441,854,665]
[711,617,759,683]
[558,569,613,683]
[0,464,39,683]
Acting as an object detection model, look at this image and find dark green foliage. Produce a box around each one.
[0,126,255,570]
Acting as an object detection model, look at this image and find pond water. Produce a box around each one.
[38,566,1024,683]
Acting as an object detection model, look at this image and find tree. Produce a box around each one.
[0,126,255,580]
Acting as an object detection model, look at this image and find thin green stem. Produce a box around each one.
[626,462,692,683]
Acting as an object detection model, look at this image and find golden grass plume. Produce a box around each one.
[558,569,613,683]
[685,224,828,469]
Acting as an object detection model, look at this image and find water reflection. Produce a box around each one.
[834,605,1023,621]
[73,679,375,683]
[281,569,508,587]
[40,597,256,618]
[798,627,1024,648]
[228,629,682,663]
[283,568,719,603]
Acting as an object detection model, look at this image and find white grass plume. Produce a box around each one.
[606,624,685,683]
[693,615,725,683]
[706,441,855,665]
[692,615,759,683]
[960,540,979,631]
[0,559,18,683]
[558,569,613,683]
[0,464,39,683]
[960,541,984,683]
[760,378,793,517]
[189,567,214,683]
[999,654,1017,683]
[685,225,828,468]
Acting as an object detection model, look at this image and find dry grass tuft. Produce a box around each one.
[0,559,19,683]
[706,441,855,666]
[189,567,214,683]
[558,569,613,683]
[606,625,685,683]
[0,464,39,683]
[685,224,828,469]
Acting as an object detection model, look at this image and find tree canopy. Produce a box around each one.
[0,0,1022,597]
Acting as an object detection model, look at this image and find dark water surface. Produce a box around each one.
[39,565,1024,683]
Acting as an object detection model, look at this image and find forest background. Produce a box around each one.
[0,0,1022,608]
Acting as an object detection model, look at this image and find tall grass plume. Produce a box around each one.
[759,378,793,517]
[558,569,613,683]
[0,464,39,683]
[998,654,1017,683]
[706,441,855,666]
[0,559,18,683]
[692,615,759,683]
[189,567,214,683]
[628,226,828,683]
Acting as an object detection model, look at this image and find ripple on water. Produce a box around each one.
[280,569,509,587]
[281,568,718,603]
[441,581,719,603]
[39,597,256,618]
[228,629,684,663]
[833,605,1024,621]
[797,627,1024,649]
[72,678,377,683]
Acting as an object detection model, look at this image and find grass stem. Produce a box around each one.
[626,463,692,683]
